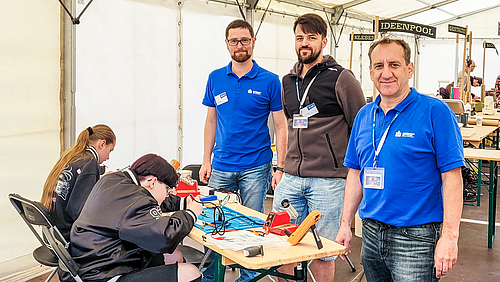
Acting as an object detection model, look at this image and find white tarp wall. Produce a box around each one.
[0,0,60,273]
[75,0,327,170]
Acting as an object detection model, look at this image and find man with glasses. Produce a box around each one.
[70,154,203,282]
[272,14,365,282]
[457,59,481,99]
[200,19,287,282]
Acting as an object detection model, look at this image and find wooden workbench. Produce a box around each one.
[187,202,346,281]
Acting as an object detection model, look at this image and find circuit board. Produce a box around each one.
[195,206,265,233]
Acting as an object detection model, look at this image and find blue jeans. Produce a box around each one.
[361,218,442,282]
[272,173,345,261]
[202,162,272,282]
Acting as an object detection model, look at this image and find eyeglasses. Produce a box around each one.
[227,38,252,46]
[148,178,174,194]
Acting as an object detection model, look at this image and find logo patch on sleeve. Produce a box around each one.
[149,206,162,220]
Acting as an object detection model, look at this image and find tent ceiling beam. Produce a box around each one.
[58,0,95,24]
[276,0,339,14]
[430,3,500,26]
[246,0,260,9]
[254,6,299,17]
[330,5,344,25]
[342,0,371,9]
[392,0,457,20]
[235,0,247,20]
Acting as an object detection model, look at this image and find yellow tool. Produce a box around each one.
[287,210,321,246]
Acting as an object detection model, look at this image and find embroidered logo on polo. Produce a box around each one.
[395,131,415,138]
[247,89,261,95]
[150,206,162,220]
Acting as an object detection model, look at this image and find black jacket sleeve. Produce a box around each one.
[65,158,99,221]
[119,196,195,254]
[160,194,182,212]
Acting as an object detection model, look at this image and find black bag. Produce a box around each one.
[462,167,477,202]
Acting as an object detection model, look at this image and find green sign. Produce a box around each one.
[484,42,498,55]
[448,24,466,36]
[349,34,375,41]
[375,20,436,38]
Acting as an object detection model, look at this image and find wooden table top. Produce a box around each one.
[461,125,498,147]
[475,111,500,121]
[464,148,500,161]
[186,202,346,270]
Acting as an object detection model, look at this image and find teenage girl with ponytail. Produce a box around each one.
[41,124,116,240]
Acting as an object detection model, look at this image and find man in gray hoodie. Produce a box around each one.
[272,13,365,282]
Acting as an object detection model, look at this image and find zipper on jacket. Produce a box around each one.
[296,77,303,177]
[297,129,303,177]
[325,134,339,168]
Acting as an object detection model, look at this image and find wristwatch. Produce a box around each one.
[275,166,284,172]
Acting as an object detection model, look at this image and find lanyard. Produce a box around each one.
[295,71,321,109]
[372,109,399,168]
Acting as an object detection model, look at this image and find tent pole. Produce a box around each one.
[176,0,185,163]
[454,33,459,85]
[62,0,77,151]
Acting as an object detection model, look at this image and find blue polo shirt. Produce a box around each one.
[203,61,282,172]
[344,88,465,227]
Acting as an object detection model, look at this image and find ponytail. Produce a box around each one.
[41,124,116,209]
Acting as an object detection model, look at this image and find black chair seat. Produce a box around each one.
[178,245,212,268]
[33,245,59,267]
[181,165,207,186]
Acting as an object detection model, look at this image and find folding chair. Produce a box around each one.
[9,193,63,282]
[42,226,83,282]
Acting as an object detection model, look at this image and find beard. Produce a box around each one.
[231,49,252,63]
[297,47,321,64]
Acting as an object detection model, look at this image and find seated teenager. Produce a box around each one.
[41,124,116,241]
[70,154,202,282]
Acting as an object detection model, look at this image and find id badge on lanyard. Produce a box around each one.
[293,73,321,129]
[293,114,308,128]
[363,167,385,189]
[363,110,400,190]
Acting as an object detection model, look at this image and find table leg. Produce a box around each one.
[488,160,498,249]
[214,253,226,282]
[477,158,482,206]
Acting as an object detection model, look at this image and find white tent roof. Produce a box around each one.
[251,0,500,27]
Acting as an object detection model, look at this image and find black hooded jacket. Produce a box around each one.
[50,146,100,241]
[70,169,196,281]
[281,55,366,178]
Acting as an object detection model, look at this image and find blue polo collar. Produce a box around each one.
[226,60,260,79]
[374,87,418,113]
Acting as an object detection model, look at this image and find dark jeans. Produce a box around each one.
[361,218,441,282]
[117,263,178,282]
[203,162,272,282]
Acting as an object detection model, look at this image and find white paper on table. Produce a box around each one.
[204,230,291,251]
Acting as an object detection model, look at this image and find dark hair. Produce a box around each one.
[131,154,179,188]
[368,36,412,65]
[225,20,254,39]
[466,59,474,68]
[293,14,327,38]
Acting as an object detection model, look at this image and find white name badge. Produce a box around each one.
[293,114,308,128]
[300,103,319,118]
[363,167,385,189]
[215,92,228,106]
